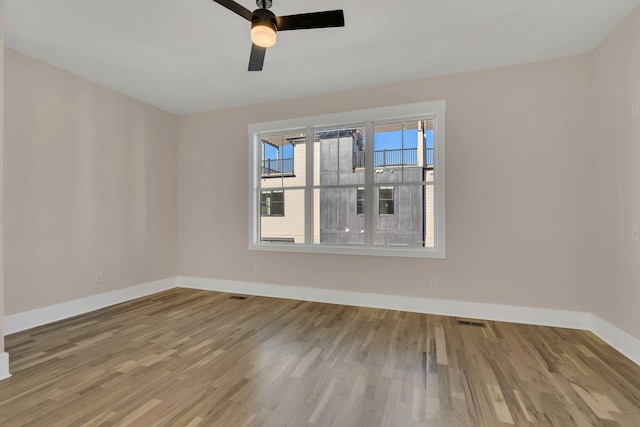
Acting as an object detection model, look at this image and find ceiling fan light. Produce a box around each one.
[251,22,276,48]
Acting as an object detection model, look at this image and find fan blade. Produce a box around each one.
[212,0,253,21]
[248,43,267,71]
[275,10,344,31]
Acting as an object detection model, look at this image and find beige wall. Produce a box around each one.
[4,49,178,315]
[178,55,595,312]
[591,6,640,339]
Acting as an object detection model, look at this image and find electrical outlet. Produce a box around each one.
[429,276,438,288]
[632,305,640,322]
[632,101,640,118]
[205,220,211,229]
[96,272,104,283]
[254,264,260,274]
[633,225,640,241]
[204,159,211,168]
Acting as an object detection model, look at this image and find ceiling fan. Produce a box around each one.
[212,0,345,71]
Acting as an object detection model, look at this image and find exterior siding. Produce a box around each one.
[260,143,306,243]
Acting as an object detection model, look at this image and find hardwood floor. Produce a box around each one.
[1,288,640,426]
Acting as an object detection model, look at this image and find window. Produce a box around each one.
[379,187,394,215]
[261,190,284,216]
[249,100,446,258]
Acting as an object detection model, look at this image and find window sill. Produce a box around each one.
[249,242,445,259]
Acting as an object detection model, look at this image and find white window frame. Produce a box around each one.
[248,100,446,258]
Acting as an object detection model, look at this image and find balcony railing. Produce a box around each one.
[374,148,416,166]
[425,148,434,166]
[353,148,434,168]
[262,158,294,176]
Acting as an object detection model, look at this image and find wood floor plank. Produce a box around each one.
[1,288,640,426]
[486,384,515,424]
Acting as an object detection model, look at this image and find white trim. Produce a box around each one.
[4,277,177,335]
[248,101,447,134]
[178,276,590,330]
[248,100,447,259]
[590,314,640,366]
[248,242,445,258]
[0,353,10,381]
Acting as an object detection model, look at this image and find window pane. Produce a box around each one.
[373,119,433,184]
[314,127,366,186]
[356,188,364,215]
[272,191,284,203]
[260,192,271,216]
[260,189,304,244]
[379,186,395,215]
[261,132,306,189]
[379,187,393,200]
[260,190,284,216]
[314,188,364,245]
[271,191,284,215]
[373,184,432,248]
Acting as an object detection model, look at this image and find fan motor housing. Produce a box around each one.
[252,8,277,31]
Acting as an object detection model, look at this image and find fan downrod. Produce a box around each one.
[256,0,272,9]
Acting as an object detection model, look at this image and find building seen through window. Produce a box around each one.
[257,120,435,248]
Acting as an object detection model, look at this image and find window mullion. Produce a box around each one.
[253,134,261,245]
[304,127,314,246]
[364,121,374,247]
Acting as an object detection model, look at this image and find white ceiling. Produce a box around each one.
[5,0,640,115]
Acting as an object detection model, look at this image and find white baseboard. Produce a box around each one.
[4,277,177,335]
[178,276,640,367]
[0,353,10,381]
[590,315,640,366]
[178,276,590,329]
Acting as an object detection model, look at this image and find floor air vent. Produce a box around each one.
[456,319,486,327]
[229,295,248,300]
